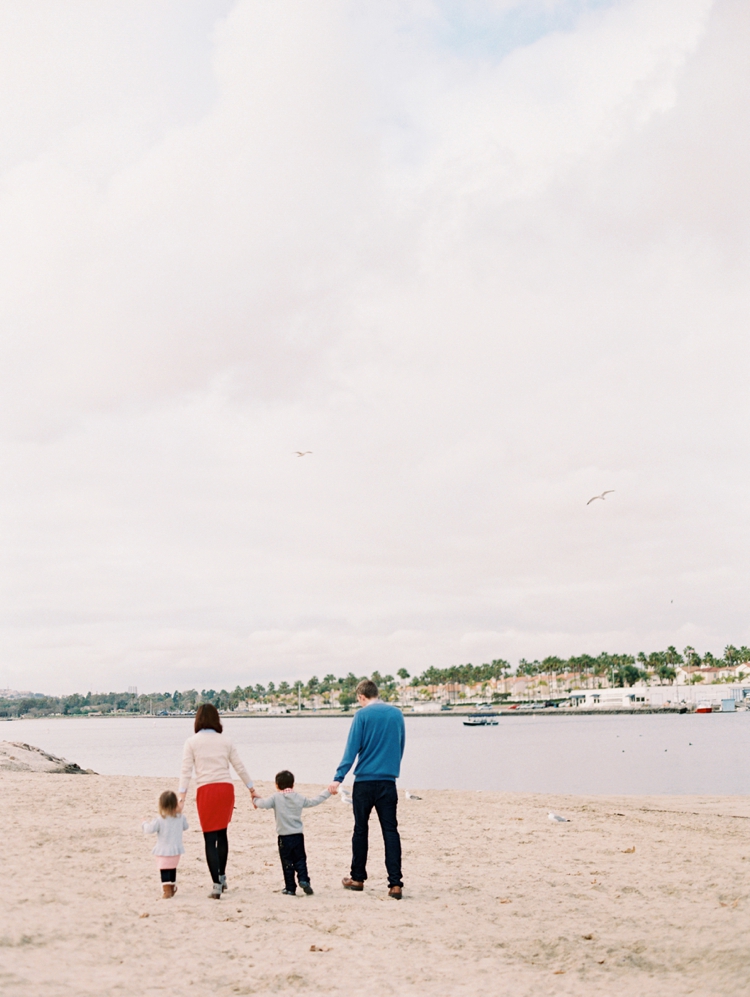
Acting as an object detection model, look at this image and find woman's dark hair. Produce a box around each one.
[194,702,223,734]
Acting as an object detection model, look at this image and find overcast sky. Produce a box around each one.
[1,0,748,695]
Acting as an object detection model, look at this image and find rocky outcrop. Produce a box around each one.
[0,741,96,774]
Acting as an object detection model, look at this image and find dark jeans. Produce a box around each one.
[203,828,228,884]
[278,833,310,892]
[351,780,402,888]
[160,868,177,883]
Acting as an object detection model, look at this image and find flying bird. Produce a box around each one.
[586,490,614,506]
[294,451,313,457]
[340,788,352,805]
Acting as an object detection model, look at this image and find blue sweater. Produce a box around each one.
[334,701,405,783]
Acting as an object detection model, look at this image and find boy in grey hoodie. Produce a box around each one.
[254,770,332,895]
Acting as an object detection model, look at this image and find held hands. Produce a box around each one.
[176,795,186,814]
[328,781,340,795]
[249,786,259,809]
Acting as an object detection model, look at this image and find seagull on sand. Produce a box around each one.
[294,451,313,457]
[405,790,422,801]
[586,490,614,506]
[548,812,569,823]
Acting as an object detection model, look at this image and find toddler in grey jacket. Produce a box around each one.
[143,790,188,899]
[254,770,331,895]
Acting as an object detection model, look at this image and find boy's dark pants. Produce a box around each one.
[278,833,309,892]
[351,779,403,888]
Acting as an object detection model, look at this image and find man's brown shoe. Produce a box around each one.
[342,877,364,891]
[388,886,403,900]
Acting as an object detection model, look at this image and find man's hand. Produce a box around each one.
[328,781,340,795]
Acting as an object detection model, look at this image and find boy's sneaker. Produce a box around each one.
[281,888,297,896]
[299,881,314,895]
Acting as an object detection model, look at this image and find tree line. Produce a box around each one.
[2,645,747,717]
[514,645,750,687]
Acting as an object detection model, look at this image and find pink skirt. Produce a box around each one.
[156,855,181,870]
[196,782,235,832]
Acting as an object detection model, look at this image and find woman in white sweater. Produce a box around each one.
[178,703,256,899]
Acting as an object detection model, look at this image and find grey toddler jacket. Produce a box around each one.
[255,788,331,835]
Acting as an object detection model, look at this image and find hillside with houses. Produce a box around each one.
[3,645,750,717]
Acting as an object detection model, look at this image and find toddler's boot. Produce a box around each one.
[162,883,176,899]
[209,882,222,900]
[219,874,228,893]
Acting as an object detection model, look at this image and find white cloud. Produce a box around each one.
[0,0,748,694]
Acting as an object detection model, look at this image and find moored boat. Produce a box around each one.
[463,713,499,726]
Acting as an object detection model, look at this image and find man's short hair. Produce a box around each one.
[275,769,294,790]
[356,679,379,700]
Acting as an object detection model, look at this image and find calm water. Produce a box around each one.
[4,713,750,795]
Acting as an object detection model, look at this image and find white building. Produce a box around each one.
[648,684,750,707]
[569,690,647,708]
[569,684,750,708]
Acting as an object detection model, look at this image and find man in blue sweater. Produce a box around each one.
[328,678,406,899]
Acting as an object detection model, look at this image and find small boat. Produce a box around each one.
[695,702,713,713]
[463,713,499,726]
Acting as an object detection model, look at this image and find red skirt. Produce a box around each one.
[196,782,235,832]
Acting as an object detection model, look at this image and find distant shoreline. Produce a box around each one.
[1,705,696,720]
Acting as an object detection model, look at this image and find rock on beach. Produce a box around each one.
[0,740,95,774]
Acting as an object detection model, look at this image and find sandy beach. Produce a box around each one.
[1,759,749,996]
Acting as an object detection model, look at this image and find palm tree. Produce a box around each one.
[723,645,740,666]
[657,664,676,684]
[682,646,701,668]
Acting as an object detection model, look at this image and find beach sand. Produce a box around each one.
[1,764,749,996]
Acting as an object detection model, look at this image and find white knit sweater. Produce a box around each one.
[179,729,253,793]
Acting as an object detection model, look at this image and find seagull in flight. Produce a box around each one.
[586,490,614,506]
[294,451,313,457]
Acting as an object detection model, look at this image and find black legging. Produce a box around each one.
[203,828,229,884]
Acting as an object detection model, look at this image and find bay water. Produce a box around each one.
[4,712,750,795]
